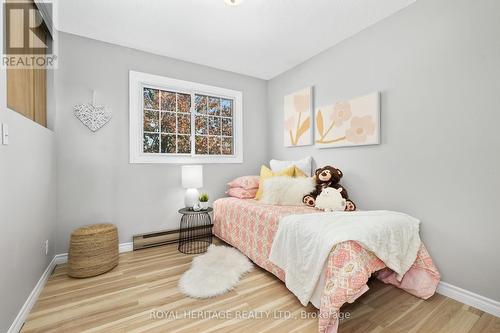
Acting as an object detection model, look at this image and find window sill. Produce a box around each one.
[129,154,243,164]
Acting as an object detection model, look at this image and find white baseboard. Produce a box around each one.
[7,256,58,333]
[119,242,134,253]
[8,242,134,333]
[54,242,134,265]
[437,281,500,317]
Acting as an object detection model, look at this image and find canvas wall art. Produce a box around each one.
[283,87,313,147]
[315,92,380,148]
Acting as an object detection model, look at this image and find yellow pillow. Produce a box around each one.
[255,165,305,200]
[294,166,306,177]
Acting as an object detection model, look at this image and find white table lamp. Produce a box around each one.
[182,165,203,208]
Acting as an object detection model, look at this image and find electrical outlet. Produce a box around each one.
[45,240,49,255]
[1,123,8,145]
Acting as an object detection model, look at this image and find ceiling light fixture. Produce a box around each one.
[224,0,242,6]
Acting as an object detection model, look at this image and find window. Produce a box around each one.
[130,71,243,163]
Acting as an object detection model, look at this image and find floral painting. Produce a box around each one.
[315,92,380,148]
[283,87,313,147]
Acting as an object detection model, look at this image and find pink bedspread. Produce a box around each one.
[213,197,441,333]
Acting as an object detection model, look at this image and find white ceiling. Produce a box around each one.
[55,0,416,80]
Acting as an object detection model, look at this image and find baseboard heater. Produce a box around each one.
[132,225,212,251]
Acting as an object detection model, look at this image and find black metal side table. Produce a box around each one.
[178,207,213,254]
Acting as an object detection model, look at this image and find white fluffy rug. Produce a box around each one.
[178,245,253,298]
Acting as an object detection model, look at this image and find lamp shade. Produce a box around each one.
[182,165,203,189]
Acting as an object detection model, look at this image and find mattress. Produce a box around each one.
[213,197,441,333]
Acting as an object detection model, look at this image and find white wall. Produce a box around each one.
[267,0,500,301]
[54,33,268,253]
[0,4,57,331]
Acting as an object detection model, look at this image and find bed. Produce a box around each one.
[213,197,441,333]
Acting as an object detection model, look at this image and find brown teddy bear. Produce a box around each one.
[302,165,356,211]
[302,188,321,207]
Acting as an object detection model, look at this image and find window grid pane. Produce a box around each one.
[161,134,176,154]
[195,95,207,114]
[160,111,176,134]
[160,91,176,111]
[144,88,159,110]
[144,133,160,153]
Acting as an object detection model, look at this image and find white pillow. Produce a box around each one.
[270,157,313,176]
[261,176,315,206]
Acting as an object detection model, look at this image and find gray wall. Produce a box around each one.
[0,110,57,333]
[267,0,500,301]
[55,33,268,253]
[0,113,57,333]
[0,5,57,328]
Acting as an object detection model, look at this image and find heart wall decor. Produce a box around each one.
[74,96,112,132]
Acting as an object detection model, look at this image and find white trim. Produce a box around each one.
[53,253,69,265]
[119,242,134,253]
[437,281,500,317]
[7,257,57,333]
[53,242,134,265]
[129,70,243,164]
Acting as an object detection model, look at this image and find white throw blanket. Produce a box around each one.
[269,210,421,306]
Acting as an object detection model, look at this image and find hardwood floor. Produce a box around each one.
[22,240,500,333]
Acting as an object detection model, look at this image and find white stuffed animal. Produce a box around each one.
[315,187,347,212]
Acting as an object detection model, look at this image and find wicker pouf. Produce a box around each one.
[67,224,119,278]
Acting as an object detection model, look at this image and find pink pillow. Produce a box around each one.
[226,187,258,199]
[227,175,259,190]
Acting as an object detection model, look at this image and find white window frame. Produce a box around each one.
[129,70,243,164]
